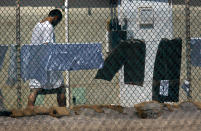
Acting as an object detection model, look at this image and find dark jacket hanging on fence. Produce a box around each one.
[152,38,182,103]
[95,39,146,86]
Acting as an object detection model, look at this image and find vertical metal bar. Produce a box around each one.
[64,0,71,107]
[16,0,21,108]
[185,0,191,100]
[65,0,69,43]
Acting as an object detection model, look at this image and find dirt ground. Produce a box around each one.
[0,104,201,131]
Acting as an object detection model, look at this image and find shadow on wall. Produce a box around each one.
[0,0,114,8]
[172,0,201,6]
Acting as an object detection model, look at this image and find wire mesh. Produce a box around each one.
[0,0,200,121]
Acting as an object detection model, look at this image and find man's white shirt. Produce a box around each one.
[31,21,55,44]
[29,21,63,89]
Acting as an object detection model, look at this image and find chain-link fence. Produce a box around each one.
[0,0,200,115]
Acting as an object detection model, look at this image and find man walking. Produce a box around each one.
[27,9,66,109]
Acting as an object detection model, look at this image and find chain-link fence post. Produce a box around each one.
[16,0,22,108]
[63,0,72,107]
[185,0,192,100]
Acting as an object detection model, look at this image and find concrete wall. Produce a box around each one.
[0,0,111,8]
[119,0,173,106]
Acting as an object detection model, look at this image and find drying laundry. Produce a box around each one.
[21,43,104,86]
[6,45,18,86]
[191,38,201,66]
[95,39,145,86]
[152,38,182,103]
[0,45,8,70]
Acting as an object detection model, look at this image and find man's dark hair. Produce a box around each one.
[48,9,62,22]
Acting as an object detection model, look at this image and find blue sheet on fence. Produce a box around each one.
[0,45,8,70]
[21,43,104,84]
[6,45,17,86]
[191,38,201,66]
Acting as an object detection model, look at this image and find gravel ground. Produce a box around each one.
[0,105,201,131]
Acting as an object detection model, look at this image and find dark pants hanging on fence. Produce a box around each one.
[95,39,146,86]
[152,38,182,103]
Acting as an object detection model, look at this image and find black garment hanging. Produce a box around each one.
[109,29,127,51]
[152,38,182,103]
[95,39,146,86]
[108,0,127,52]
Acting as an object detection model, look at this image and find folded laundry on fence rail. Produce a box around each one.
[19,43,103,85]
